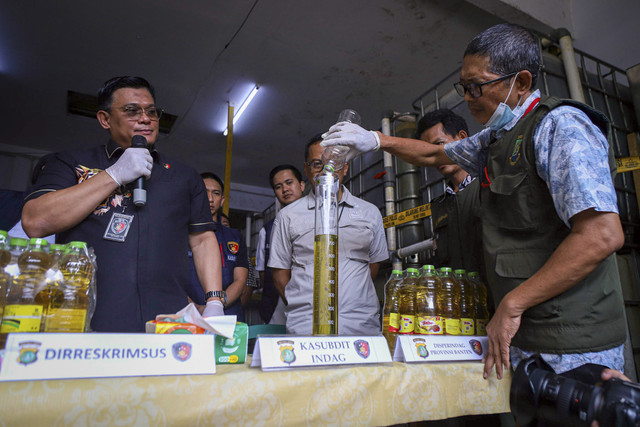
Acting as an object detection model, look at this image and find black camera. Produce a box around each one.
[510,355,640,427]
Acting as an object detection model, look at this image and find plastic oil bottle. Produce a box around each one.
[0,231,11,333]
[436,267,461,335]
[416,265,443,335]
[46,241,93,332]
[454,269,476,335]
[1,238,52,340]
[398,268,420,335]
[382,269,404,351]
[468,271,490,336]
[4,237,28,279]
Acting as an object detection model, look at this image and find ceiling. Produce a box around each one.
[0,0,637,211]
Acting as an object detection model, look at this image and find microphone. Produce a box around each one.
[131,135,147,207]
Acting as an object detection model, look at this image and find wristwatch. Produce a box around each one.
[205,290,227,306]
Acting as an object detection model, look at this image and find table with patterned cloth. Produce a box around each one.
[0,358,512,426]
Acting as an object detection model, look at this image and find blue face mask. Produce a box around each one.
[484,72,521,131]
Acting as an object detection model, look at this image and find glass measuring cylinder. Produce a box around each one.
[312,166,340,335]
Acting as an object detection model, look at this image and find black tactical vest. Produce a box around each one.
[480,95,626,353]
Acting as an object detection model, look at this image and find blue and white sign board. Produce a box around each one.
[394,335,489,363]
[0,333,216,381]
[251,335,392,371]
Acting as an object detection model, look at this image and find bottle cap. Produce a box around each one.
[454,269,466,275]
[392,269,403,275]
[407,267,419,275]
[10,237,28,247]
[50,244,66,252]
[441,267,452,273]
[29,238,49,251]
[468,272,479,278]
[0,230,8,244]
[68,241,88,249]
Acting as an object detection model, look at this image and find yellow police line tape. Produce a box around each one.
[383,203,432,229]
[616,156,640,173]
[382,156,640,229]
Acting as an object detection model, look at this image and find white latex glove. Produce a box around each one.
[105,147,153,186]
[201,300,225,317]
[320,122,380,162]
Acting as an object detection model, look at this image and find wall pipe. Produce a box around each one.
[381,111,401,271]
[554,28,586,103]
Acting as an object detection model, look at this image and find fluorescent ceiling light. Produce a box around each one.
[223,85,260,135]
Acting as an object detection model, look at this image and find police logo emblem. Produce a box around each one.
[413,337,429,359]
[277,340,296,365]
[227,241,239,255]
[469,339,483,356]
[354,339,370,359]
[172,342,192,362]
[17,341,41,365]
[510,135,523,165]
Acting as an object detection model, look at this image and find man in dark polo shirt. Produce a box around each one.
[186,172,249,321]
[22,76,226,332]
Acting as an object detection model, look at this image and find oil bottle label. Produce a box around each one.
[443,318,461,335]
[461,318,475,335]
[45,308,87,332]
[389,312,400,332]
[0,305,43,333]
[416,315,443,334]
[476,319,488,336]
[399,314,415,334]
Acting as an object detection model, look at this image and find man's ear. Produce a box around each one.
[97,110,111,130]
[516,70,533,94]
[300,180,306,192]
[456,129,468,140]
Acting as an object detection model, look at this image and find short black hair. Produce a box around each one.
[200,172,224,189]
[97,76,156,111]
[415,109,468,139]
[304,133,324,162]
[464,23,541,89]
[269,164,303,188]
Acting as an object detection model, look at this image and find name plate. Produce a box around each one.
[251,335,391,371]
[393,335,488,363]
[0,333,215,381]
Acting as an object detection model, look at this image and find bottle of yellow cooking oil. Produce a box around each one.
[415,265,443,335]
[4,237,28,279]
[436,267,461,335]
[0,231,10,335]
[0,230,10,268]
[398,268,419,335]
[45,242,93,332]
[382,269,404,351]
[1,238,52,338]
[468,271,490,336]
[59,241,94,290]
[454,269,476,335]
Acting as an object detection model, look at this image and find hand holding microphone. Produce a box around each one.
[105,136,152,206]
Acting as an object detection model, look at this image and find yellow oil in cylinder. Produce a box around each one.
[313,233,338,335]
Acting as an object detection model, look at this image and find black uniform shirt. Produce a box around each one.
[25,139,215,332]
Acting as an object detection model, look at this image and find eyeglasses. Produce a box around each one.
[108,104,163,121]
[304,160,324,171]
[454,72,517,98]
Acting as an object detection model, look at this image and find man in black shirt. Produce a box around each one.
[22,76,225,331]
